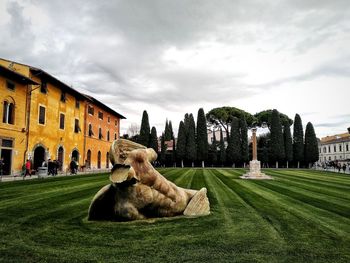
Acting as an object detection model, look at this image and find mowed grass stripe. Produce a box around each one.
[243,180,350,238]
[264,171,350,202]
[216,169,350,259]
[0,174,108,202]
[266,169,350,188]
[0,178,105,211]
[249,179,350,218]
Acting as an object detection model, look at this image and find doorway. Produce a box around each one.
[33,146,46,171]
[72,149,79,162]
[57,146,64,171]
[0,149,12,175]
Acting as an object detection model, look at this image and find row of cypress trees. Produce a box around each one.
[259,110,319,168]
[137,108,319,168]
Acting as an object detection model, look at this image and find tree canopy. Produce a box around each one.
[206,106,255,135]
[254,109,293,130]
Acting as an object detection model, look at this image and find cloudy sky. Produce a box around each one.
[1,0,350,138]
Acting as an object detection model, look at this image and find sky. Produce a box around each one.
[1,0,350,138]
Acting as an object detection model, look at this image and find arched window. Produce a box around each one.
[97,151,101,169]
[2,100,14,124]
[88,124,94,137]
[107,130,110,141]
[98,128,103,140]
[87,150,91,168]
[106,152,110,168]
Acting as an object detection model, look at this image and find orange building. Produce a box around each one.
[0,64,38,175]
[84,96,124,169]
[0,58,125,175]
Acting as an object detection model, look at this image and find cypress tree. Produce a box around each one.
[196,108,208,167]
[304,122,319,168]
[240,116,249,167]
[226,117,241,167]
[209,129,218,166]
[160,133,166,166]
[283,120,293,168]
[257,133,269,167]
[176,121,186,168]
[149,126,158,155]
[219,128,226,166]
[138,110,150,147]
[164,119,171,141]
[293,114,304,168]
[186,114,197,167]
[169,121,174,139]
[269,109,285,168]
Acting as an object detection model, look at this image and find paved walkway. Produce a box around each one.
[0,169,110,183]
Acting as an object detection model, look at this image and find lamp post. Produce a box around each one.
[240,122,272,180]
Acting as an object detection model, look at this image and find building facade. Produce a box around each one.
[0,65,38,175]
[318,131,350,163]
[84,96,123,170]
[0,58,125,175]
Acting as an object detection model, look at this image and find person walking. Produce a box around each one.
[24,159,31,178]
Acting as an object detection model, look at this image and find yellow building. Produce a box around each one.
[0,64,38,175]
[0,58,125,175]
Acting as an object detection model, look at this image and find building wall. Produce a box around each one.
[26,75,86,171]
[0,58,124,174]
[83,102,120,169]
[318,140,350,163]
[0,73,29,174]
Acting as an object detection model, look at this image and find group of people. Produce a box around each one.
[319,161,349,173]
[46,159,61,176]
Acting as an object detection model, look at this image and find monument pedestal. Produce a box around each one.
[240,160,273,180]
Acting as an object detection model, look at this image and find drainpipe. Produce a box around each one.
[24,84,32,162]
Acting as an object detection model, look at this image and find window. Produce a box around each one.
[59,113,65,129]
[114,133,117,140]
[334,145,336,152]
[2,101,14,124]
[39,106,46,124]
[60,91,66,102]
[347,144,349,152]
[74,119,81,133]
[40,80,47,94]
[2,139,13,148]
[328,146,331,153]
[108,116,110,123]
[323,147,326,153]
[6,80,15,91]
[88,124,94,137]
[339,145,342,152]
[88,105,94,115]
[75,100,80,109]
[115,120,118,126]
[98,128,103,139]
[107,130,110,141]
[98,111,103,120]
[106,152,109,168]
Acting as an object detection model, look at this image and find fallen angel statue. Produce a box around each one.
[88,139,210,221]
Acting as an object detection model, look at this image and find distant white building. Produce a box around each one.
[207,129,228,146]
[318,130,350,163]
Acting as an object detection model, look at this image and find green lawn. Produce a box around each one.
[0,169,350,262]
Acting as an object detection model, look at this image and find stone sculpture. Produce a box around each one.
[88,139,210,221]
